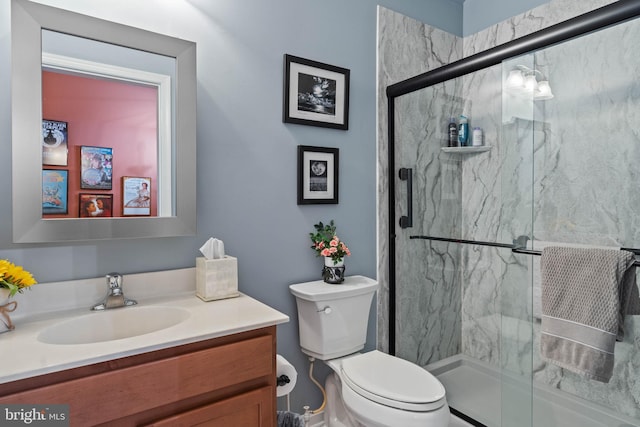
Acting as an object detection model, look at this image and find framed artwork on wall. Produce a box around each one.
[122,176,151,216]
[80,146,113,190]
[283,54,350,130]
[297,145,339,205]
[42,169,68,215]
[42,119,68,166]
[79,193,113,217]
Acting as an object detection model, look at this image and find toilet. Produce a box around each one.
[290,275,450,427]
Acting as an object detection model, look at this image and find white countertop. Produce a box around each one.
[1,268,289,384]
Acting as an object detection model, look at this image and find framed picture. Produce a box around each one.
[283,54,350,130]
[42,119,68,166]
[42,169,69,215]
[80,146,113,190]
[122,176,151,216]
[79,194,113,218]
[297,145,339,205]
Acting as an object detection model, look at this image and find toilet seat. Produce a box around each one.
[340,350,446,412]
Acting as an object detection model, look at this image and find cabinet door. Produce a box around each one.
[146,386,274,427]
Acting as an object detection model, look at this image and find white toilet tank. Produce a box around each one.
[289,276,378,360]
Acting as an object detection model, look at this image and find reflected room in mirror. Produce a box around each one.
[11,0,197,242]
[41,29,170,219]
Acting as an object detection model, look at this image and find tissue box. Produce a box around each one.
[196,256,239,301]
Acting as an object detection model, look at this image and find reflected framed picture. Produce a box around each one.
[122,176,151,216]
[42,119,68,166]
[283,54,350,130]
[80,146,113,190]
[79,193,113,218]
[42,169,68,215]
[297,145,339,205]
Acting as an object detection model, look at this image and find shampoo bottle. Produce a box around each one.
[458,115,469,146]
[472,127,483,146]
[447,118,458,147]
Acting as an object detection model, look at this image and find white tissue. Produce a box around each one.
[276,354,298,397]
[199,237,225,260]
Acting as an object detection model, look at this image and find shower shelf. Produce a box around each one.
[441,146,491,154]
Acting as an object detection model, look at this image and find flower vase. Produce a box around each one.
[323,257,345,284]
[0,288,17,333]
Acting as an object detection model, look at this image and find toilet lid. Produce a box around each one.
[341,350,446,412]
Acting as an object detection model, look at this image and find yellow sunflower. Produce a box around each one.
[0,260,37,297]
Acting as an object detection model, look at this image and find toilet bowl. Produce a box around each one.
[290,276,450,427]
[325,351,450,427]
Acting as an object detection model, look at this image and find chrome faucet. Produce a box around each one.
[91,273,137,310]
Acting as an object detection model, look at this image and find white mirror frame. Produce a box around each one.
[11,0,197,243]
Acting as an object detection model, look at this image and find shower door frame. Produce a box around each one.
[385,0,640,357]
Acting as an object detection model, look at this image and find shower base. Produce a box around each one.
[427,354,638,427]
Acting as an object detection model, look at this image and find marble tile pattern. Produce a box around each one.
[376,6,463,355]
[378,0,640,420]
[377,6,463,361]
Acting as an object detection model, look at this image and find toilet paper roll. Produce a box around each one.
[276,354,298,397]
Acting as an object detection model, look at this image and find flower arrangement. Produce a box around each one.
[0,260,37,297]
[310,220,351,265]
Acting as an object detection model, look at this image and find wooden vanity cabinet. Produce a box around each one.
[0,326,277,427]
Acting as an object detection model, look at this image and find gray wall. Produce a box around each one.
[0,0,461,414]
[0,0,551,414]
[463,0,549,35]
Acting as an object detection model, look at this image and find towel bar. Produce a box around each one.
[410,235,640,267]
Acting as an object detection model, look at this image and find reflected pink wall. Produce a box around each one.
[42,70,158,217]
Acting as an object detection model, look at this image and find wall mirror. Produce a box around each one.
[11,0,197,243]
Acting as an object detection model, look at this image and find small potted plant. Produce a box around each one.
[310,220,351,284]
[0,259,37,332]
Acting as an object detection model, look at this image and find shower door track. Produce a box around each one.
[386,0,640,355]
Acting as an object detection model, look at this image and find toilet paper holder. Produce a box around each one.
[276,354,297,398]
[277,374,291,387]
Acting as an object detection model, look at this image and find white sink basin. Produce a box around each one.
[38,306,190,345]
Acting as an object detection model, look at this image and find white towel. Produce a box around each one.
[527,240,620,320]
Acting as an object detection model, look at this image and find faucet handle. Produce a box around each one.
[92,273,136,310]
[106,273,123,293]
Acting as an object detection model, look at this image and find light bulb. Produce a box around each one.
[524,74,538,93]
[506,69,524,91]
[535,80,554,100]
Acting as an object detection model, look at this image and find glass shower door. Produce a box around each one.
[392,68,511,425]
[392,80,464,369]
[499,52,537,427]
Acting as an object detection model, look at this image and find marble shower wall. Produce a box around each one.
[379,0,640,420]
[526,16,640,418]
[376,6,462,355]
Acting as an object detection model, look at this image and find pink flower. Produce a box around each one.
[310,221,352,260]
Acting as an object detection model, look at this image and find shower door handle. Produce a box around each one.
[399,168,413,229]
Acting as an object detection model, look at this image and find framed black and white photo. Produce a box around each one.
[297,145,339,205]
[284,55,350,130]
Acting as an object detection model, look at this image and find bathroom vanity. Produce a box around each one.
[0,269,289,426]
[0,327,276,426]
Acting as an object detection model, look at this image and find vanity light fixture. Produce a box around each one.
[505,68,525,91]
[505,65,554,100]
[535,79,554,100]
